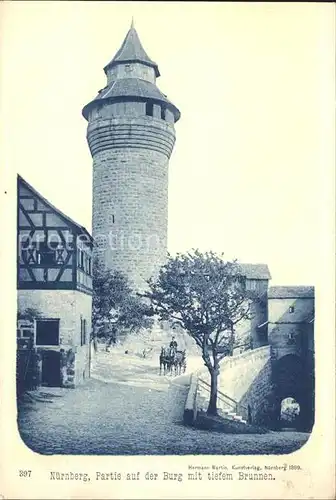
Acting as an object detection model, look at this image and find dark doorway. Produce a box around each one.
[273,354,314,431]
[41,350,61,386]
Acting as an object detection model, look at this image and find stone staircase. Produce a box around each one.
[193,346,271,427]
[218,408,247,424]
[197,378,248,424]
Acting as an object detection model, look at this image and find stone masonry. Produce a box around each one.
[91,147,169,290]
[268,289,314,360]
[18,290,91,387]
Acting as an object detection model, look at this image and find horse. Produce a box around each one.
[159,346,176,375]
[172,349,187,376]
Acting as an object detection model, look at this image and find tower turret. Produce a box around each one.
[83,23,180,290]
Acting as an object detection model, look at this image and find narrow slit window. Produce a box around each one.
[288,332,295,344]
[146,102,154,117]
[78,249,85,269]
[289,306,295,313]
[80,317,87,346]
[161,106,166,120]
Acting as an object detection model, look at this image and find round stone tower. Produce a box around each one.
[82,22,180,291]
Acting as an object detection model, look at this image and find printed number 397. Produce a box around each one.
[19,470,31,478]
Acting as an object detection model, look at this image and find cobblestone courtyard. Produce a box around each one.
[17,349,310,455]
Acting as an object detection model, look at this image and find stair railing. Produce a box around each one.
[198,377,247,417]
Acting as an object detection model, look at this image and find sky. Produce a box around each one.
[1,2,335,286]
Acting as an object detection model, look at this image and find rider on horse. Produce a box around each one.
[169,336,178,354]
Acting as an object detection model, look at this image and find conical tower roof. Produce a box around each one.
[82,22,180,122]
[104,22,160,77]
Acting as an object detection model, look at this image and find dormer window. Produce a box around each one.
[146,102,154,117]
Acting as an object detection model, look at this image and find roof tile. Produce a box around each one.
[238,263,271,280]
[104,26,160,77]
[83,78,180,121]
[268,286,315,298]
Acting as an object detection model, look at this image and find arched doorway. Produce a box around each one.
[280,397,301,429]
[273,354,314,431]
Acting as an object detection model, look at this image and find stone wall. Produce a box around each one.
[17,290,91,387]
[197,346,272,423]
[87,116,176,157]
[74,291,91,385]
[89,102,147,121]
[268,322,314,360]
[217,346,271,401]
[239,358,273,425]
[91,147,170,291]
[268,297,314,360]
[18,290,77,344]
[268,297,314,324]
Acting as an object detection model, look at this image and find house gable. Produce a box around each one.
[17,176,93,294]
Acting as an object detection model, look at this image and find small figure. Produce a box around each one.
[169,336,178,350]
[248,404,253,424]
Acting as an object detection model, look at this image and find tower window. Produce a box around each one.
[146,102,154,117]
[161,106,166,120]
[289,306,295,313]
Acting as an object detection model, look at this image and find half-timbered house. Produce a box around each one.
[17,175,93,389]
